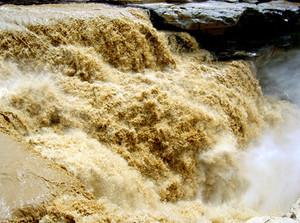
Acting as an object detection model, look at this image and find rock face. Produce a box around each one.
[134,1,300,32]
[132,1,300,58]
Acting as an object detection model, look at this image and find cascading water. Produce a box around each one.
[0,3,299,223]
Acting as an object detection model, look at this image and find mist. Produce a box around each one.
[238,49,300,215]
[258,49,300,106]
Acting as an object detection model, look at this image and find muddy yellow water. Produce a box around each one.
[0,3,297,223]
[0,133,89,221]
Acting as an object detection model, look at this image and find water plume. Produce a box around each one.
[239,108,300,214]
[238,49,300,215]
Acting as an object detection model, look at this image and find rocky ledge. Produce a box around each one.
[132,1,300,59]
[132,1,300,32]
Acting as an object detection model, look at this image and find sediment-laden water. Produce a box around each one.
[0,3,299,223]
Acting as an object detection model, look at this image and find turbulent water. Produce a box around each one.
[0,3,299,223]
